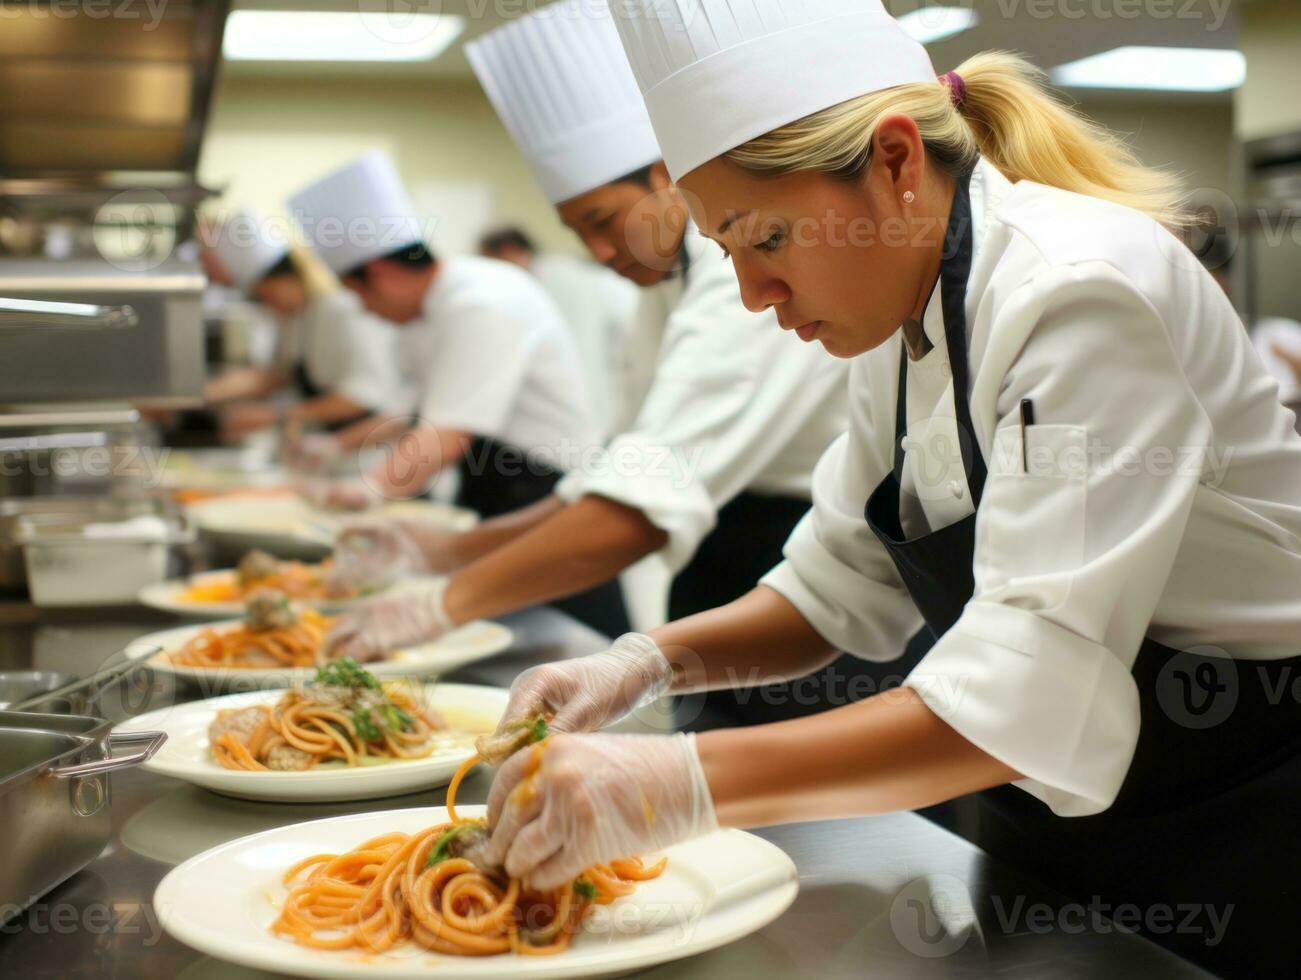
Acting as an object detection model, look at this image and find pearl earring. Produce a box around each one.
[903,191,916,204]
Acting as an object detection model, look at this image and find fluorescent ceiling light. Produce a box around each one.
[1051,46,1246,92]
[223,10,465,62]
[896,6,979,44]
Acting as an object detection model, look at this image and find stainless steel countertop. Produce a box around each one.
[0,603,1213,979]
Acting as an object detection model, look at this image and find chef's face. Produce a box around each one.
[341,260,429,324]
[253,274,307,317]
[678,115,949,358]
[556,162,689,288]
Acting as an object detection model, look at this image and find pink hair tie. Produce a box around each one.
[940,70,966,108]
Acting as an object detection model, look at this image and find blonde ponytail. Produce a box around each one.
[726,51,1187,227]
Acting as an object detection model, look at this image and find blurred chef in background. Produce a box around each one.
[479,225,638,436]
[200,207,400,445]
[322,1,877,728]
[288,151,623,636]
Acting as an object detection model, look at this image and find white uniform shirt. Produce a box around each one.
[555,221,850,575]
[298,291,401,412]
[530,253,640,437]
[763,160,1301,818]
[394,256,600,467]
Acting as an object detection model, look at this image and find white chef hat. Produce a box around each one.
[610,0,938,181]
[209,207,287,294]
[466,0,661,204]
[287,151,425,276]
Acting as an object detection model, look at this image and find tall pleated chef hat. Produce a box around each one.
[465,0,661,204]
[209,207,286,294]
[609,0,938,182]
[287,151,424,276]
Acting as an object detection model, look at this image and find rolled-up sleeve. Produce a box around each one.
[905,265,1214,816]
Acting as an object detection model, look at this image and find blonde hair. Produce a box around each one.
[726,51,1186,227]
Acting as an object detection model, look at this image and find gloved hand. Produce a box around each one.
[323,581,453,663]
[326,517,461,595]
[294,475,378,512]
[491,633,674,738]
[483,731,717,890]
[287,432,343,474]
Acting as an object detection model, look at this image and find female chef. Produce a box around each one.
[476,2,1301,975]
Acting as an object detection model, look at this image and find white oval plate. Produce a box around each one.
[138,571,428,619]
[155,806,799,980]
[126,617,513,693]
[114,684,508,802]
[187,496,477,560]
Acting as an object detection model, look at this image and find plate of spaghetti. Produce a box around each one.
[114,666,511,802]
[125,593,513,692]
[138,548,396,617]
[155,798,798,979]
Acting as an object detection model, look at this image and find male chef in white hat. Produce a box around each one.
[323,1,905,729]
[288,151,627,637]
[202,206,399,442]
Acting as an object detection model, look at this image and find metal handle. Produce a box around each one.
[0,298,139,331]
[13,650,154,713]
[51,729,167,779]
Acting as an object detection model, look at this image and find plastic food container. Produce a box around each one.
[15,510,195,607]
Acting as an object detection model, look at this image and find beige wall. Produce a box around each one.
[1235,0,1301,140]
[199,74,581,257]
[1079,101,1234,195]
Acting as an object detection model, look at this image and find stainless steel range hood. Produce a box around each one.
[0,0,231,407]
[0,0,229,179]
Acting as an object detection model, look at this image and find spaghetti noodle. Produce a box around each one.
[270,718,666,956]
[168,608,331,669]
[180,550,354,605]
[210,662,445,772]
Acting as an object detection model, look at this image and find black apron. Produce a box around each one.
[864,164,1301,978]
[453,435,630,640]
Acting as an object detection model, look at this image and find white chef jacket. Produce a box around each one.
[530,253,640,438]
[763,159,1301,818]
[554,220,850,576]
[297,290,400,412]
[394,255,600,467]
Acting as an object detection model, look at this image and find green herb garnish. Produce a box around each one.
[531,716,548,745]
[426,824,475,867]
[381,704,414,733]
[315,657,381,690]
[574,878,598,900]
[352,708,381,742]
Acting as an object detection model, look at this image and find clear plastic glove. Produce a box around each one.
[326,517,460,595]
[288,432,343,474]
[483,732,716,890]
[492,633,673,738]
[323,581,452,663]
[294,475,377,512]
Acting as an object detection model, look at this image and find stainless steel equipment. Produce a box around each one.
[0,265,205,405]
[0,712,165,927]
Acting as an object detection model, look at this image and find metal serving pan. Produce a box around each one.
[0,712,165,926]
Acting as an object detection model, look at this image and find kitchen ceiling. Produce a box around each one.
[223,0,1241,101]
